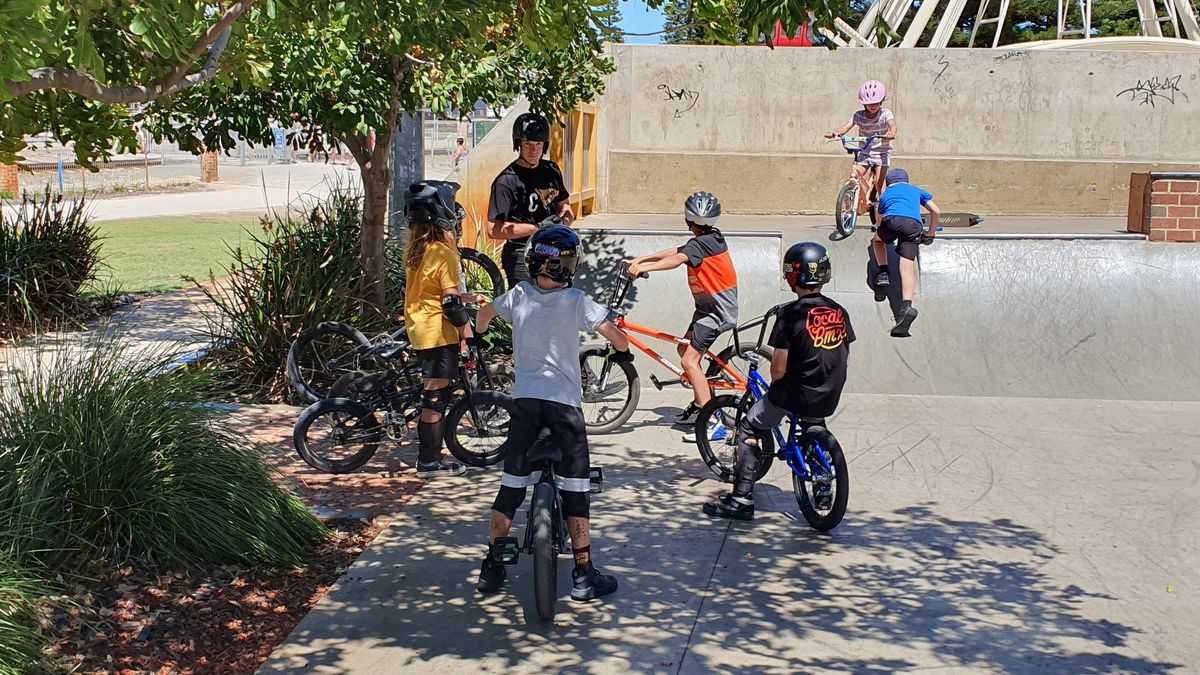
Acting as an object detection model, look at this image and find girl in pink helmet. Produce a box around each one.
[824,80,897,211]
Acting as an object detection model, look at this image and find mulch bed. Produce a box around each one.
[43,404,428,674]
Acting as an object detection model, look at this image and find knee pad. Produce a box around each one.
[492,485,527,520]
[421,385,453,414]
[560,490,590,520]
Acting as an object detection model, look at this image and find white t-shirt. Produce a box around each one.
[851,108,894,157]
[493,282,609,408]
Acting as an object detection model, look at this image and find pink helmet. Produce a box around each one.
[858,80,886,104]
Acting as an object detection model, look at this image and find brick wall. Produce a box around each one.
[1129,173,1200,242]
[1,163,17,195]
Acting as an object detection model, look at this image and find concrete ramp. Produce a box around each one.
[575,226,1200,402]
[826,238,1200,401]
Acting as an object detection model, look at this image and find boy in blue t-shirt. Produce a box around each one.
[872,168,940,337]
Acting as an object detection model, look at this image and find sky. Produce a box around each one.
[616,0,667,44]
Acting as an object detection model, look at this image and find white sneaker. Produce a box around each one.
[415,458,467,478]
[682,419,728,443]
[672,403,701,426]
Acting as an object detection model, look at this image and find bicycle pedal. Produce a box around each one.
[589,467,604,493]
[493,536,520,565]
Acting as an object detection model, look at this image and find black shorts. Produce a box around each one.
[876,216,923,260]
[501,240,530,287]
[500,398,591,493]
[416,344,458,380]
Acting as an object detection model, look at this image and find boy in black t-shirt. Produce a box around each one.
[487,112,574,286]
[703,242,854,521]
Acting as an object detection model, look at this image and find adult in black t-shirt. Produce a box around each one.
[487,112,574,286]
[703,242,855,522]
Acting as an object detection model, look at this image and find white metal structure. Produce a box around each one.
[821,0,1200,48]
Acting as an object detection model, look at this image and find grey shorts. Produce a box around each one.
[738,396,826,436]
[684,313,731,354]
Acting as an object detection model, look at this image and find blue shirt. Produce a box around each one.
[879,183,933,221]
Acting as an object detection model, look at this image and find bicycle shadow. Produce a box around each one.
[259,447,1179,674]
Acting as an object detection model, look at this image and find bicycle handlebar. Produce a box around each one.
[729,303,788,358]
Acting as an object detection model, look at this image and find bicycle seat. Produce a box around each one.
[377,341,411,360]
[526,427,561,464]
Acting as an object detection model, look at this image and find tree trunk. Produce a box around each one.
[355,126,393,311]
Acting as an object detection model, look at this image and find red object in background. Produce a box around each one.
[771,20,813,47]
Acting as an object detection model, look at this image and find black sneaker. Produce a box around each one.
[571,564,618,601]
[477,548,507,594]
[702,493,755,521]
[672,402,701,426]
[415,458,467,479]
[874,271,891,288]
[890,305,919,337]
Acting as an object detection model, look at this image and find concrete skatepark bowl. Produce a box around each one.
[260,231,1200,674]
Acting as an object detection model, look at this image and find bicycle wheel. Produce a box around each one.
[531,481,558,621]
[443,390,513,467]
[695,393,774,483]
[791,426,849,531]
[293,398,383,474]
[288,322,372,403]
[707,344,775,389]
[835,182,859,237]
[459,248,505,300]
[579,347,640,434]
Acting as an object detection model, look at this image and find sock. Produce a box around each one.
[878,264,889,274]
[901,299,912,311]
[573,545,592,568]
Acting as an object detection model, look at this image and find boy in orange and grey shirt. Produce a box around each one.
[626,191,738,439]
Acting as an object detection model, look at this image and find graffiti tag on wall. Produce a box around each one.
[1116,76,1188,107]
[658,84,701,118]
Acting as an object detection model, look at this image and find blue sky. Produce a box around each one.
[616,0,666,44]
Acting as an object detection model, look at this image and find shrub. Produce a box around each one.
[0,552,50,675]
[0,190,103,339]
[0,336,328,572]
[192,183,402,401]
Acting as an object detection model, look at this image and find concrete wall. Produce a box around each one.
[445,101,530,249]
[597,44,1200,216]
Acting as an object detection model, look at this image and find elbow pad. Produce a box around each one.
[442,295,471,327]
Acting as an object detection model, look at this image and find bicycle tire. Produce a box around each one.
[579,347,640,434]
[531,482,558,620]
[288,322,372,404]
[293,398,382,474]
[459,248,506,300]
[707,344,775,388]
[695,393,774,483]
[791,426,849,531]
[835,182,859,237]
[443,390,513,467]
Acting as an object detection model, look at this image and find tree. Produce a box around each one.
[0,0,302,166]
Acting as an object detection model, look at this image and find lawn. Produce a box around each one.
[93,212,264,292]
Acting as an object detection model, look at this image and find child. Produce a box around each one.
[473,225,633,601]
[402,181,481,479]
[873,168,939,337]
[824,79,897,208]
[625,191,738,439]
[703,242,854,521]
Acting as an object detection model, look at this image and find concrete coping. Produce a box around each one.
[1149,172,1200,179]
[575,228,781,238]
[937,232,1146,241]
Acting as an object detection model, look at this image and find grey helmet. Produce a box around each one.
[684,191,721,229]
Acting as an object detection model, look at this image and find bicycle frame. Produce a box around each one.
[605,273,748,391]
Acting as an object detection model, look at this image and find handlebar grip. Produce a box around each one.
[637,272,649,279]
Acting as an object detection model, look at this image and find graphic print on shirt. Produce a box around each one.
[528,187,562,215]
[806,306,849,350]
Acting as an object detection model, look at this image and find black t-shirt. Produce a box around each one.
[766,294,855,418]
[488,159,568,247]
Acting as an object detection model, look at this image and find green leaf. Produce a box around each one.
[266,0,277,20]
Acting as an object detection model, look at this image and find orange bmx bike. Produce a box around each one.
[580,272,772,434]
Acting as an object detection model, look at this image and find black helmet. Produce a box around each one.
[783,242,832,288]
[526,225,582,283]
[684,191,721,229]
[512,112,551,154]
[405,180,461,231]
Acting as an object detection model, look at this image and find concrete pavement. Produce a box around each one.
[259,389,1200,673]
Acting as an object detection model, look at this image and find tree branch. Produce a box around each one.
[4,0,255,104]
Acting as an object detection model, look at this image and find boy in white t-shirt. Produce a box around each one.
[824,79,897,209]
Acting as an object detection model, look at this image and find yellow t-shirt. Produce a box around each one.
[404,242,463,350]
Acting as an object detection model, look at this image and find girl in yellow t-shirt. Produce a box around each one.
[402,182,483,479]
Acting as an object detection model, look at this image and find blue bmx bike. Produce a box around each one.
[693,306,849,531]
